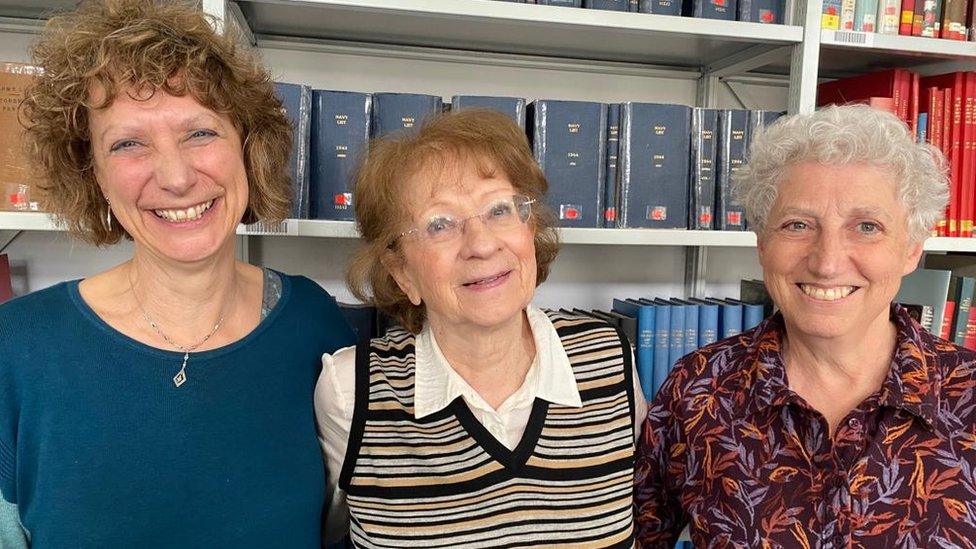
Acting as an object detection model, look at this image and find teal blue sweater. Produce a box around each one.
[0,274,355,548]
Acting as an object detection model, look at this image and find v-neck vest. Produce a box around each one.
[338,311,637,548]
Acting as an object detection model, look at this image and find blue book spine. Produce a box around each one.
[628,0,640,9]
[612,298,655,401]
[652,304,671,397]
[310,90,371,221]
[639,0,682,13]
[697,302,719,347]
[716,109,749,231]
[685,0,737,19]
[274,82,312,219]
[738,0,783,20]
[585,0,630,7]
[619,102,692,229]
[918,113,928,144]
[604,104,621,228]
[742,302,764,330]
[682,303,699,355]
[719,301,744,338]
[450,95,526,128]
[538,0,583,5]
[528,100,607,228]
[371,92,442,139]
[668,304,686,367]
[690,108,719,230]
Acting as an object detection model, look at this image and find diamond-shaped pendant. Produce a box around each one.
[173,369,187,387]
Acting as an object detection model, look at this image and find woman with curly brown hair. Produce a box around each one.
[0,1,354,547]
[314,108,647,547]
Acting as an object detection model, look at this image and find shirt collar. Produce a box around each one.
[413,305,582,420]
[742,303,941,431]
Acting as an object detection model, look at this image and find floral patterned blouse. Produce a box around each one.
[635,303,976,548]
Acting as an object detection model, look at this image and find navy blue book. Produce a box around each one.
[639,0,682,14]
[747,109,784,152]
[628,0,640,8]
[274,82,312,219]
[371,92,442,139]
[612,298,655,401]
[684,0,736,19]
[537,0,583,5]
[708,298,744,338]
[689,298,720,348]
[604,103,621,228]
[450,95,527,128]
[670,298,699,356]
[716,109,749,231]
[690,108,719,230]
[310,90,371,221]
[737,0,784,22]
[527,100,607,228]
[619,102,692,229]
[585,0,630,8]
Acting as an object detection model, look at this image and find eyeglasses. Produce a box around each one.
[388,194,536,249]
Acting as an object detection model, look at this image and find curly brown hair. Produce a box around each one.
[22,0,292,245]
[347,108,560,334]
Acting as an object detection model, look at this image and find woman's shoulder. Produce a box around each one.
[0,281,76,331]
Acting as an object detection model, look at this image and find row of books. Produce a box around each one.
[897,253,976,349]
[572,295,768,400]
[273,83,783,230]
[494,0,785,24]
[817,68,976,238]
[821,0,976,39]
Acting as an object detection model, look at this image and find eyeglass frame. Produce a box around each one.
[386,194,537,250]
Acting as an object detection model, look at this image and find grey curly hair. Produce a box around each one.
[734,104,949,243]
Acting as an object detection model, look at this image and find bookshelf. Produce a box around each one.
[2,0,976,305]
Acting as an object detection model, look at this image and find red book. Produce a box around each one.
[867,97,897,113]
[942,300,956,340]
[910,72,920,137]
[927,86,943,150]
[0,254,10,304]
[961,72,975,237]
[945,87,954,236]
[900,0,916,34]
[923,73,966,236]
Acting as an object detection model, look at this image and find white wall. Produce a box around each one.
[3,33,776,307]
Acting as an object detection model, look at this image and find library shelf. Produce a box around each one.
[819,30,976,76]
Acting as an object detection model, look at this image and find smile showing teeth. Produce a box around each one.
[798,284,857,301]
[153,199,214,223]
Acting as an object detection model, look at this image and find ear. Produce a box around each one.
[901,241,924,276]
[381,250,422,306]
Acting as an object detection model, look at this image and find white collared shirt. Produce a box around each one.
[313,305,647,541]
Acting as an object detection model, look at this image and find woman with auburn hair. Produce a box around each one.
[0,1,354,546]
[315,108,647,547]
[635,105,976,547]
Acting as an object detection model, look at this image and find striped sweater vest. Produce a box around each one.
[338,311,637,548]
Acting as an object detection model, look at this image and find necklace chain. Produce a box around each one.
[128,268,225,387]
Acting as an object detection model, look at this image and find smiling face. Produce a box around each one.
[386,156,538,334]
[88,85,249,264]
[757,162,923,343]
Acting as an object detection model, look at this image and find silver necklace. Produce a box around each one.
[129,270,225,388]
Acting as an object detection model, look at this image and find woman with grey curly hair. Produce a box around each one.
[635,105,976,547]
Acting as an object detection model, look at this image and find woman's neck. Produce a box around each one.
[429,310,537,410]
[782,310,897,435]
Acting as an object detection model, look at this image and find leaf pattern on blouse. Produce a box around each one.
[635,303,976,549]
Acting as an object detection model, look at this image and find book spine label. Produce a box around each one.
[840,0,856,29]
[879,0,902,33]
[899,0,915,33]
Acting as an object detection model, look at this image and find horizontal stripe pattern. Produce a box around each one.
[342,311,636,548]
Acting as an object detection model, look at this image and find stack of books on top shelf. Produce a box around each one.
[817,68,976,238]
[494,0,787,24]
[568,291,771,400]
[821,0,976,40]
[273,82,785,230]
[897,253,976,348]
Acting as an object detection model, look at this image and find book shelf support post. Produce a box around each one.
[0,230,21,254]
[787,0,822,113]
[684,246,708,298]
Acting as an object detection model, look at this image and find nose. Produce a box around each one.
[806,227,847,279]
[459,216,502,259]
[154,144,198,195]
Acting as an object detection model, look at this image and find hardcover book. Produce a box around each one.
[639,0,682,15]
[371,92,442,139]
[584,0,631,8]
[684,0,737,20]
[690,108,719,230]
[895,268,952,335]
[670,298,700,356]
[274,82,313,219]
[716,109,749,231]
[821,0,843,28]
[527,100,608,228]
[604,103,621,228]
[450,95,527,128]
[537,0,583,5]
[689,298,719,347]
[618,102,692,229]
[310,90,371,221]
[612,298,655,400]
[737,0,784,23]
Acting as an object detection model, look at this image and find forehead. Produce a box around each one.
[402,153,515,209]
[774,162,904,216]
